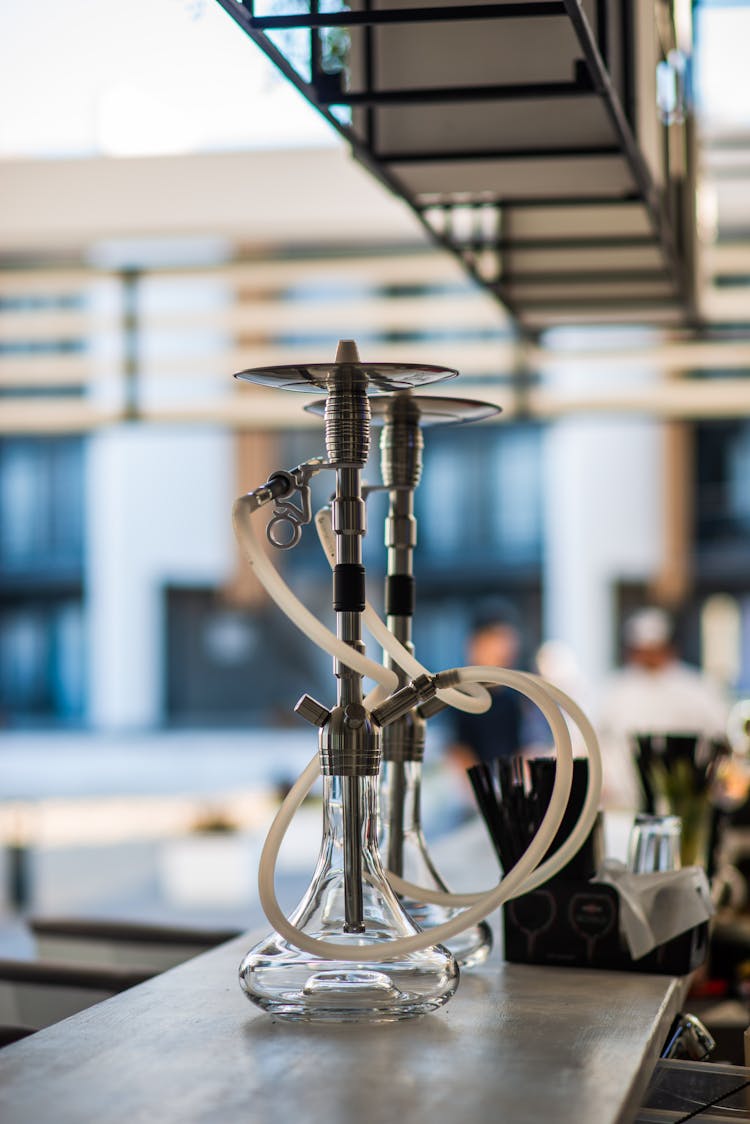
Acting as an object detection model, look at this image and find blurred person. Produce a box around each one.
[536,640,590,707]
[529,639,593,756]
[446,599,533,772]
[597,607,729,810]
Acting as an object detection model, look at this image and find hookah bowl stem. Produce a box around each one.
[342,776,364,931]
[324,364,372,935]
[381,396,424,876]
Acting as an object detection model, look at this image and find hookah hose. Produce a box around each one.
[258,665,574,962]
[233,498,603,961]
[314,508,493,716]
[314,506,602,905]
[232,495,399,697]
[386,681,602,906]
[232,493,489,714]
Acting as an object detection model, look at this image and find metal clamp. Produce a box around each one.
[260,459,327,550]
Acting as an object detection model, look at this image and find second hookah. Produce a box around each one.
[309,389,497,967]
[376,392,496,968]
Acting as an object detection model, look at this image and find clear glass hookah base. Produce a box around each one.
[240,927,458,1024]
[399,887,493,971]
[379,761,493,971]
[239,777,460,1023]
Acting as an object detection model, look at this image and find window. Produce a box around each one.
[0,438,84,577]
[417,423,544,571]
[0,437,86,724]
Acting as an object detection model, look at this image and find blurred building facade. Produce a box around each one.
[0,131,749,732]
[0,148,648,730]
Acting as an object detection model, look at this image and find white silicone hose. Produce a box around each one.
[232,495,398,696]
[234,490,601,960]
[385,674,602,906]
[314,507,492,715]
[312,506,602,905]
[256,664,574,961]
[366,604,491,712]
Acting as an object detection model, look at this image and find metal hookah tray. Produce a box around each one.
[234,361,458,393]
[306,395,501,426]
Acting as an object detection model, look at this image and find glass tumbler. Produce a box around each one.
[627,813,682,874]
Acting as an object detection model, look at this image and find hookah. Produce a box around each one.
[307,390,500,967]
[231,340,603,1022]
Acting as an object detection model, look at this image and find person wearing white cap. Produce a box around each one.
[597,607,729,809]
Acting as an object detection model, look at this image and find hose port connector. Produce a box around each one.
[371,674,437,728]
[381,707,427,763]
[318,704,381,777]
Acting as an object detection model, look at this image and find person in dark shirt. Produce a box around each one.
[447,599,526,770]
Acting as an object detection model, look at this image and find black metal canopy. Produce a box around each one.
[215,0,695,332]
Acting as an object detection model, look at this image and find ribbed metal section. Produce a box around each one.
[380,395,424,488]
[318,705,381,776]
[324,375,371,467]
[319,746,381,776]
[381,712,426,763]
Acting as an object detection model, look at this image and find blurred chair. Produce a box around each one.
[0,959,153,1037]
[29,917,241,973]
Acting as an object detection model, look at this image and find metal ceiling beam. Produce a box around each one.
[246,3,567,29]
[448,236,659,250]
[214,0,694,332]
[493,269,672,283]
[318,81,594,108]
[379,145,622,162]
[560,0,691,311]
[214,0,530,326]
[429,194,644,208]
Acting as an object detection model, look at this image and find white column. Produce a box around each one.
[86,425,234,729]
[543,415,664,697]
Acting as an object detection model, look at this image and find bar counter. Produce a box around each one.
[0,818,688,1123]
[0,928,686,1124]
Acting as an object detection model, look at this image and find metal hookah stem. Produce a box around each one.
[337,469,366,933]
[385,489,414,878]
[381,395,423,878]
[324,345,372,934]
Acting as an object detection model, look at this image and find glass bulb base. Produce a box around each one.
[380,760,493,969]
[399,897,493,970]
[239,775,459,1022]
[240,928,458,1023]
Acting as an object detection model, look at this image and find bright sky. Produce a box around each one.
[0,0,747,160]
[694,4,750,128]
[0,0,337,158]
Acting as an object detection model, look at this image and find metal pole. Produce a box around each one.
[326,363,371,933]
[336,469,367,933]
[381,396,424,878]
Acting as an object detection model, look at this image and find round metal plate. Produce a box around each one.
[234,361,457,393]
[304,395,501,427]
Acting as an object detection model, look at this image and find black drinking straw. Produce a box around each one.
[471,755,598,884]
[633,734,656,813]
[497,757,528,860]
[467,763,509,868]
